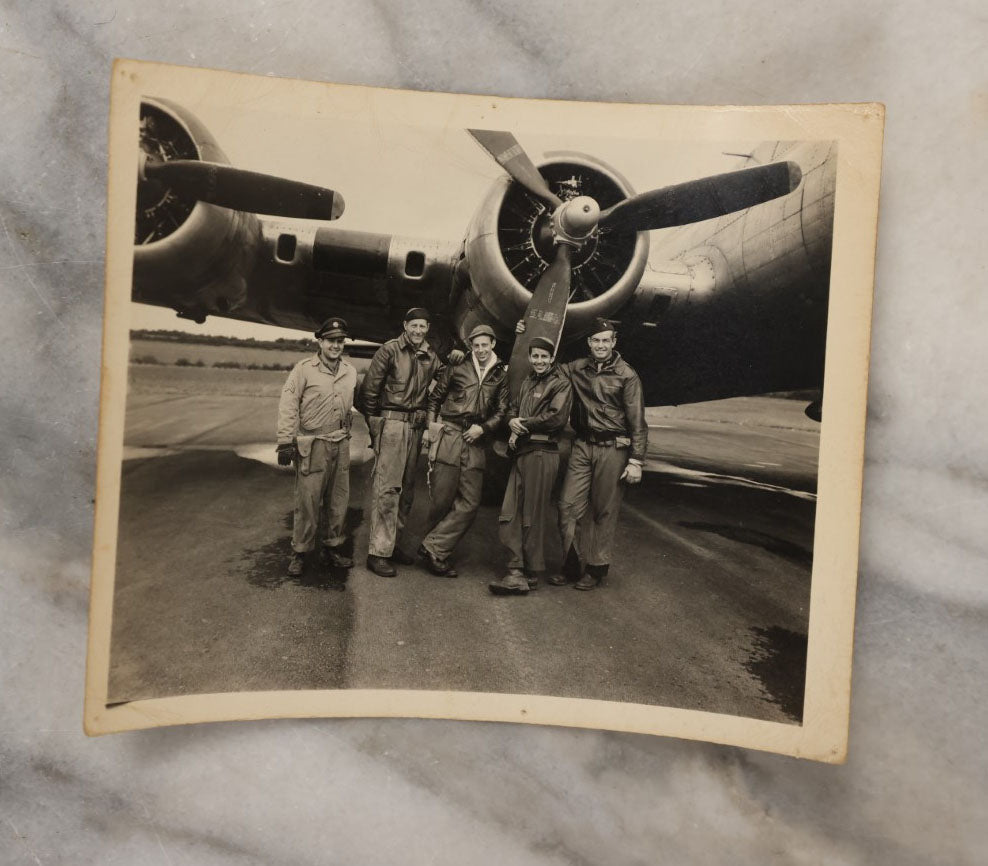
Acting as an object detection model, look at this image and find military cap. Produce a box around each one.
[315,316,348,339]
[467,324,496,342]
[403,307,431,323]
[528,336,556,354]
[590,317,617,336]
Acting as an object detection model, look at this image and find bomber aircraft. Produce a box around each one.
[132,98,835,417]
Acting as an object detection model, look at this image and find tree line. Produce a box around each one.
[130,329,312,352]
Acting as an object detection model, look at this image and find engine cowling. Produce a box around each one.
[454,153,649,344]
[132,98,262,322]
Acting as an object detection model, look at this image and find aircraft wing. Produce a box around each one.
[131,100,835,407]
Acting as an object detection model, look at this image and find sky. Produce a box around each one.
[129,92,762,341]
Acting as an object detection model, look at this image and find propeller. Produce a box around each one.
[598,161,802,233]
[468,129,803,394]
[467,129,563,209]
[506,243,571,396]
[139,155,345,221]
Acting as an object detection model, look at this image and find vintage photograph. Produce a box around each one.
[87,62,883,759]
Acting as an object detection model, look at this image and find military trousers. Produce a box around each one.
[367,418,423,558]
[557,438,626,567]
[421,427,485,561]
[499,448,560,574]
[292,437,350,553]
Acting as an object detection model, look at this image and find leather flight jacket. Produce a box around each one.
[510,365,573,454]
[360,333,442,418]
[428,355,508,437]
[563,351,648,462]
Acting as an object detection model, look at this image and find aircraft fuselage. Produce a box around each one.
[132,99,835,407]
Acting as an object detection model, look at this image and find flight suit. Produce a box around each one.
[277,354,357,553]
[420,354,508,562]
[558,352,648,571]
[499,364,573,576]
[360,333,442,558]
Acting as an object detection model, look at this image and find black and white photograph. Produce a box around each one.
[86,61,883,759]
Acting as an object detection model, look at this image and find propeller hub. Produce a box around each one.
[552,195,600,246]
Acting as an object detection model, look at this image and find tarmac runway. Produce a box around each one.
[109,374,818,725]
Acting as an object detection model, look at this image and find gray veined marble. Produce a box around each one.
[1,1,986,864]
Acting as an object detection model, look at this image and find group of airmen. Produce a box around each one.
[276,307,647,595]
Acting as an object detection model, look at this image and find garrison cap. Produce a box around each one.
[403,307,431,323]
[590,317,617,336]
[528,336,556,354]
[467,324,496,342]
[315,316,348,339]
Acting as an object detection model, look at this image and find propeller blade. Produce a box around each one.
[507,244,572,397]
[141,159,345,220]
[599,161,801,233]
[467,129,563,209]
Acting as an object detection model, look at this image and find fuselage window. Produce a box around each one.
[276,233,297,263]
[404,250,425,278]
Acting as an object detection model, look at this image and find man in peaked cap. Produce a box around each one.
[554,317,648,590]
[515,315,649,590]
[359,307,444,577]
[415,322,508,577]
[490,335,573,596]
[277,316,358,579]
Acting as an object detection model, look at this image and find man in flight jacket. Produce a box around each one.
[418,324,508,577]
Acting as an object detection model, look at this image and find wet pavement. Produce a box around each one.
[108,394,817,724]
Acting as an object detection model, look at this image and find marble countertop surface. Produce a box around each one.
[2,2,984,863]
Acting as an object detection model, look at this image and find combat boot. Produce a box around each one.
[550,546,583,585]
[574,563,608,591]
[323,545,353,569]
[418,545,458,578]
[366,555,397,577]
[489,569,530,596]
[287,552,305,577]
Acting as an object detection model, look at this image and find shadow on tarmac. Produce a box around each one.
[243,537,347,592]
[242,507,366,592]
[679,521,814,568]
[110,403,817,717]
[744,625,809,722]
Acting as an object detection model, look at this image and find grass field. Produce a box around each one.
[127,342,373,399]
[129,338,311,369]
[128,364,289,397]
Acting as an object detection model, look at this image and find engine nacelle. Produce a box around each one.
[454,154,649,345]
[132,98,263,322]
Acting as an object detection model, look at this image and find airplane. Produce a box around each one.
[132,97,834,417]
